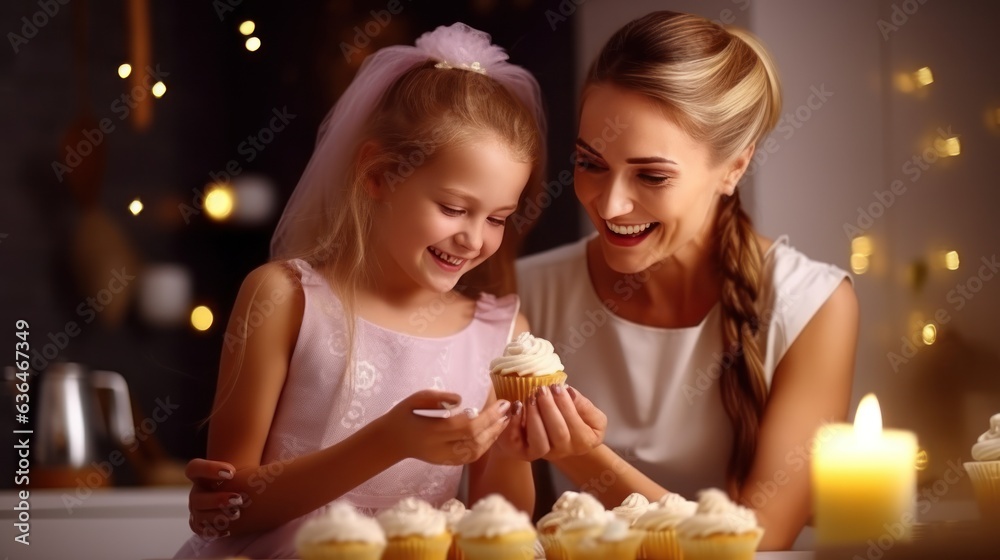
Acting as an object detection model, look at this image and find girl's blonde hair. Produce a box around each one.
[283,61,544,395]
[585,11,782,490]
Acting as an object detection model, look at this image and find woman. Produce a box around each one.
[185,11,856,550]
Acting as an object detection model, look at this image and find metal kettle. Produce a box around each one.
[36,362,136,473]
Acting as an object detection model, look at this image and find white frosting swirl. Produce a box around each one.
[561,509,616,533]
[598,517,632,542]
[454,494,534,538]
[536,491,606,532]
[295,502,386,548]
[634,493,698,530]
[972,413,1000,461]
[611,493,655,526]
[440,498,468,532]
[489,332,564,377]
[375,497,447,538]
[675,489,759,537]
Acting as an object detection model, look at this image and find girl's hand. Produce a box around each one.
[376,389,513,466]
[498,385,607,461]
[184,458,240,538]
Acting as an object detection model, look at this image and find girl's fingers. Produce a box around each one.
[406,389,463,411]
[185,458,235,486]
[189,490,243,513]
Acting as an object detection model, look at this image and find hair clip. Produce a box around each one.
[433,60,486,75]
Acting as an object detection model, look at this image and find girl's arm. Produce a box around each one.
[203,263,514,536]
[467,314,536,513]
[550,279,859,551]
[202,262,398,535]
[735,278,857,549]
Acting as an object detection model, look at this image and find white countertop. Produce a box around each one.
[1,487,191,560]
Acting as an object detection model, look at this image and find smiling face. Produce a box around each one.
[370,135,531,297]
[574,84,750,274]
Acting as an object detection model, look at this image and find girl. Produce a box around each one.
[174,23,549,558]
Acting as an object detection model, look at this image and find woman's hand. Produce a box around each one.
[374,389,513,466]
[184,458,240,538]
[497,384,606,461]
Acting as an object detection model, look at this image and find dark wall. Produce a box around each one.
[0,0,579,484]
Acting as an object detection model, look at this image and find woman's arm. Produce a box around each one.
[467,314,536,513]
[737,278,858,550]
[551,444,667,507]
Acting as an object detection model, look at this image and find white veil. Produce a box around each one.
[269,23,546,260]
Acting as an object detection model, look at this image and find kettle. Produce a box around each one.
[35,362,136,485]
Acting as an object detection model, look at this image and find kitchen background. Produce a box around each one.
[1,0,998,531]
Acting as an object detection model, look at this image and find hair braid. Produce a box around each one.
[716,190,767,488]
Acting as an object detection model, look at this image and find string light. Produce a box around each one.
[191,306,214,331]
[118,63,132,79]
[851,253,870,275]
[944,250,960,271]
[128,198,143,215]
[851,235,872,274]
[245,37,261,52]
[913,67,933,88]
[151,81,167,98]
[239,20,255,35]
[921,323,937,345]
[204,184,235,221]
[934,135,961,157]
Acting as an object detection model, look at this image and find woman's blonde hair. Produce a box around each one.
[585,11,782,490]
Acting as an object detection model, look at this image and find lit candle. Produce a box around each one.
[812,394,918,545]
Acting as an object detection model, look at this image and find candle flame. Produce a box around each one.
[854,393,882,444]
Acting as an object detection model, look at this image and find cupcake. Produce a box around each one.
[675,489,763,560]
[489,332,567,404]
[440,499,469,560]
[634,493,698,560]
[563,515,645,560]
[965,412,1000,522]
[295,502,386,560]
[376,497,452,560]
[536,491,606,560]
[453,494,537,559]
[611,493,656,527]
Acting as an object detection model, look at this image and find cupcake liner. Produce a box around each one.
[540,526,605,560]
[965,461,1000,521]
[637,528,682,560]
[491,371,568,404]
[456,530,537,560]
[677,529,763,560]
[447,539,466,560]
[565,529,645,560]
[298,540,386,560]
[382,533,452,560]
[538,532,569,560]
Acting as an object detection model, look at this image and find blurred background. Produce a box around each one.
[1,0,998,542]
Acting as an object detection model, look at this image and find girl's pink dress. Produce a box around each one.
[175,259,518,558]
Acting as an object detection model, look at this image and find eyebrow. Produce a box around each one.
[441,187,518,213]
[575,138,678,166]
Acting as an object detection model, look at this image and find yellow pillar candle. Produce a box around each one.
[812,394,918,546]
